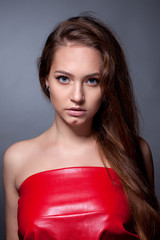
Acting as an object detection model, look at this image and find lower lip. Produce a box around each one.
[66,109,86,117]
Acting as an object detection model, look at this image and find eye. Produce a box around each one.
[56,75,69,84]
[86,78,99,86]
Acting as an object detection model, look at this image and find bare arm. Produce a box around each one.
[3,146,20,240]
[139,137,154,189]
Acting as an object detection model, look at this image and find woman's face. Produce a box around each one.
[46,44,103,127]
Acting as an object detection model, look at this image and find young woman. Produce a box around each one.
[3,15,160,240]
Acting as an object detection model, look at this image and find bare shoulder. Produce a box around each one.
[3,139,35,167]
[3,137,42,240]
[139,137,153,168]
[4,140,30,167]
[3,138,40,187]
[138,137,154,188]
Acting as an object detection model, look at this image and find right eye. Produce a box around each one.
[56,75,69,84]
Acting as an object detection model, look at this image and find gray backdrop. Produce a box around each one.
[0,0,160,239]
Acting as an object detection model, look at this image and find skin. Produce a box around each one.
[46,45,103,136]
[3,45,155,240]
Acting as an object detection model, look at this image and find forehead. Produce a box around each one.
[51,45,103,73]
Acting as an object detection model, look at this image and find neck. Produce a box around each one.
[48,114,95,145]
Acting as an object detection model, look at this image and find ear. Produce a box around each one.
[45,77,49,87]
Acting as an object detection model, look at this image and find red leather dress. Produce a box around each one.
[18,166,139,240]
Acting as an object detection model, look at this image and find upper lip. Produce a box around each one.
[67,107,86,111]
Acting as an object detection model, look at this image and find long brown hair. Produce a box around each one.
[38,15,160,239]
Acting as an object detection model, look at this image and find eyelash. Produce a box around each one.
[86,78,100,86]
[56,75,100,86]
[56,75,69,83]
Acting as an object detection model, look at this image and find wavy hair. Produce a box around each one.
[38,15,160,239]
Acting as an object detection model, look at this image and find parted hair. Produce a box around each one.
[38,14,160,239]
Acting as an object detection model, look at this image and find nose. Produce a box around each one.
[70,83,85,104]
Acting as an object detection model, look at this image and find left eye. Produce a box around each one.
[87,78,99,85]
[56,75,69,83]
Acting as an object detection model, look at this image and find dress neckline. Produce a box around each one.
[18,166,114,192]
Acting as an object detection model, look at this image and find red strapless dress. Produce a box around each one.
[18,166,139,240]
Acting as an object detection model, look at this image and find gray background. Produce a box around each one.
[0,0,159,239]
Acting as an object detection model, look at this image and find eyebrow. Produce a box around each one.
[54,70,100,78]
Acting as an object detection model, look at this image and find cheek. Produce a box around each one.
[95,97,103,111]
[89,91,103,111]
[49,84,62,102]
[49,88,61,107]
[94,89,103,104]
[49,86,69,110]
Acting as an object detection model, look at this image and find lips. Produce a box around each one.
[68,107,86,111]
[66,107,86,117]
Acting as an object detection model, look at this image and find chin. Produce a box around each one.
[64,116,90,126]
[68,119,86,126]
[71,120,94,129]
